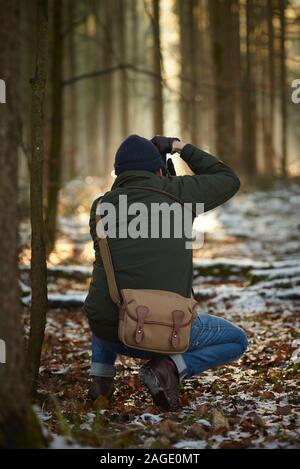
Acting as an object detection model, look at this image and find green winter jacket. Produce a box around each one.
[83,144,240,342]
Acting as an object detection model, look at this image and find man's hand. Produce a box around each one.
[171,140,185,154]
[151,135,180,156]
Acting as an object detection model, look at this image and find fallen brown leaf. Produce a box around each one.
[212,409,230,432]
[252,412,265,428]
[159,419,180,438]
[193,402,209,417]
[219,439,252,449]
[277,405,291,416]
[189,423,208,439]
[260,391,275,400]
[159,435,171,448]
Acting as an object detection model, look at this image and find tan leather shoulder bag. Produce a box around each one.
[97,186,198,354]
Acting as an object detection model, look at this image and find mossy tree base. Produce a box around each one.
[0,405,46,449]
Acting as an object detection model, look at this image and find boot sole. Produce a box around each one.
[139,366,172,410]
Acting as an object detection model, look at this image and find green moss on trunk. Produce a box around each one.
[0,405,46,449]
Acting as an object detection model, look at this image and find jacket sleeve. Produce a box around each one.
[162,144,241,213]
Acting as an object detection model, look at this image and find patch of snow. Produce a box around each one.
[79,423,92,431]
[51,365,71,375]
[251,266,300,280]
[48,292,87,302]
[48,265,92,277]
[139,413,163,424]
[22,291,87,307]
[49,434,92,449]
[195,419,211,428]
[33,406,52,422]
[86,412,96,422]
[291,339,300,349]
[174,440,207,449]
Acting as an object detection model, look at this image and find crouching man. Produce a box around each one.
[83,135,248,410]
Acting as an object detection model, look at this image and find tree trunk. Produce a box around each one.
[231,0,243,169]
[152,0,164,135]
[209,0,239,165]
[178,0,188,141]
[85,9,101,177]
[262,0,276,175]
[178,0,198,144]
[187,0,198,145]
[279,0,288,177]
[65,0,78,180]
[102,0,114,175]
[130,0,140,131]
[27,0,49,396]
[241,0,257,177]
[0,0,44,448]
[118,0,129,138]
[45,0,63,252]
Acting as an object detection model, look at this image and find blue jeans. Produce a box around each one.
[91,312,248,380]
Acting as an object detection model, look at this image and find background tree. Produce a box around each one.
[45,0,64,252]
[63,0,78,181]
[241,0,258,177]
[0,0,44,447]
[209,0,241,167]
[26,0,49,396]
[279,0,288,177]
[261,0,276,176]
[178,0,199,144]
[118,0,130,139]
[152,0,164,135]
[102,0,115,174]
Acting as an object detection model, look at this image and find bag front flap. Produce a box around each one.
[120,288,198,327]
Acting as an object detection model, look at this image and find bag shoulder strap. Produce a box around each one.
[96,210,121,305]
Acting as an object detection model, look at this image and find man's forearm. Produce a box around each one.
[172,140,239,178]
[165,142,241,213]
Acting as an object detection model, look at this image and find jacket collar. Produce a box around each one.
[111,171,156,190]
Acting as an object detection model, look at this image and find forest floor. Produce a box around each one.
[21,182,300,449]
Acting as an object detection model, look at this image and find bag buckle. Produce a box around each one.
[169,310,184,348]
[134,305,149,344]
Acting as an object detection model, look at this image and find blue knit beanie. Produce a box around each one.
[114,134,163,176]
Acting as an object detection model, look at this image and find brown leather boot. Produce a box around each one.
[139,357,179,410]
[87,376,115,402]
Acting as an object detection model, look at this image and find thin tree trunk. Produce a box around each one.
[187,0,198,144]
[45,0,63,252]
[152,0,164,135]
[27,0,49,396]
[130,0,140,130]
[66,0,77,180]
[279,0,288,177]
[178,0,188,141]
[0,0,44,447]
[231,0,243,169]
[209,0,240,165]
[119,0,129,138]
[241,0,257,177]
[178,0,198,144]
[85,9,101,176]
[102,0,114,175]
[262,0,276,175]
